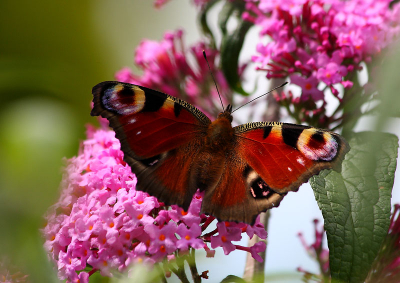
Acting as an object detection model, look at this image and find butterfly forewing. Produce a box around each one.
[234,122,350,194]
[200,122,349,224]
[91,81,211,209]
[92,81,210,159]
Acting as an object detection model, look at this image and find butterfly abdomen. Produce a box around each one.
[191,150,225,192]
[189,115,234,193]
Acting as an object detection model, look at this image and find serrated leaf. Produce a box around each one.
[310,132,398,283]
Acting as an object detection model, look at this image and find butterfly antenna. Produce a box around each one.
[231,82,288,113]
[203,50,225,111]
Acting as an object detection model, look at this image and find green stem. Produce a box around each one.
[169,258,190,283]
[156,263,168,283]
[187,249,201,283]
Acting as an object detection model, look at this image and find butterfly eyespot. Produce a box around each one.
[250,177,275,199]
[297,130,339,161]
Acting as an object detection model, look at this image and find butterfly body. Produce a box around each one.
[206,113,234,151]
[91,81,350,224]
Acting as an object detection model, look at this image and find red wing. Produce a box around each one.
[234,122,350,194]
[91,81,210,159]
[201,151,285,225]
[91,81,210,209]
[122,139,202,211]
[201,122,349,224]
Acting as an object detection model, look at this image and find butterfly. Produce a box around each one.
[91,81,350,224]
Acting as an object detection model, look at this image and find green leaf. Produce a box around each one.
[198,0,220,49]
[218,1,235,36]
[219,8,253,96]
[310,132,398,283]
[200,0,252,96]
[220,275,247,283]
[220,19,252,96]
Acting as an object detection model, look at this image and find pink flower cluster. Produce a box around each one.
[244,0,400,102]
[116,29,232,118]
[42,125,267,283]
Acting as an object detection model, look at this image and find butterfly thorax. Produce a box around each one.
[206,110,234,151]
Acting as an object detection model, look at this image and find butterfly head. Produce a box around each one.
[217,104,233,122]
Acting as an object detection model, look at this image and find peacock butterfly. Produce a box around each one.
[91,81,350,224]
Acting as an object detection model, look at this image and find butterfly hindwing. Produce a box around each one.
[201,151,285,224]
[123,140,202,210]
[91,81,211,209]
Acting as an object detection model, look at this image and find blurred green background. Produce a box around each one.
[0,1,199,281]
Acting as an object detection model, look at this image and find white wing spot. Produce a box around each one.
[288,167,292,172]
[149,159,159,166]
[129,118,137,124]
[136,131,141,135]
[122,107,137,115]
[297,157,305,166]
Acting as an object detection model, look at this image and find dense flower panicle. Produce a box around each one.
[115,30,233,119]
[244,0,400,102]
[43,126,268,283]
